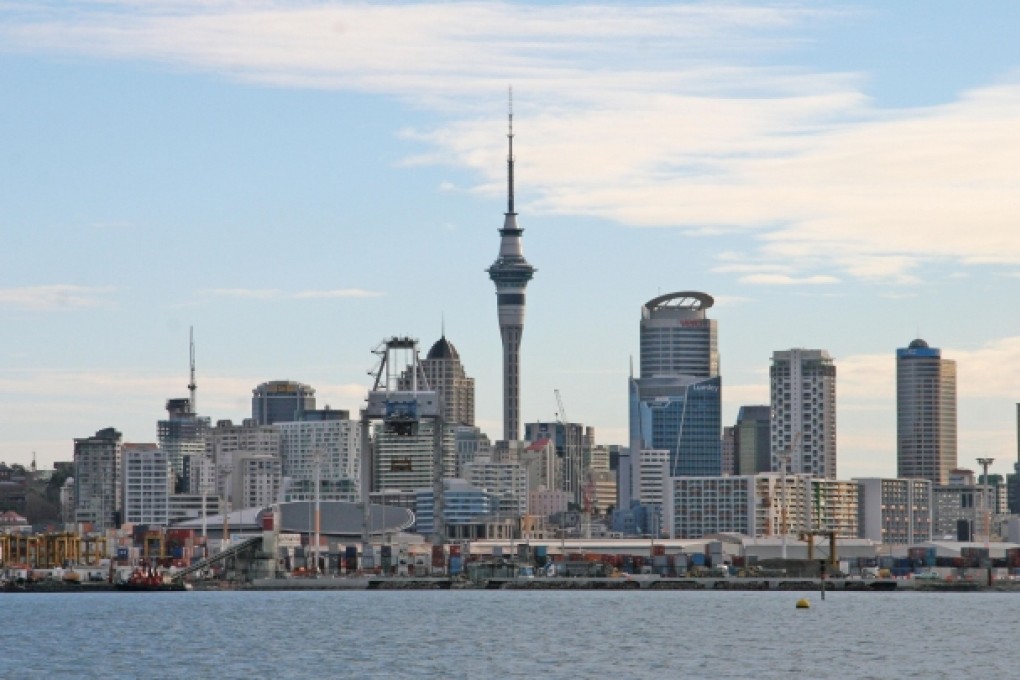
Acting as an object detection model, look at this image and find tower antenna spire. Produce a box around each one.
[507,85,515,216]
[188,326,197,414]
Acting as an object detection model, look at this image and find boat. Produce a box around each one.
[114,568,187,592]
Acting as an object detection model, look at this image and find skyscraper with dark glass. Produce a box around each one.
[896,339,956,485]
[630,292,722,479]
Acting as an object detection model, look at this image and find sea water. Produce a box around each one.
[2,589,1015,679]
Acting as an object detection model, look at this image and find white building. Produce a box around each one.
[277,418,361,502]
[663,474,860,540]
[855,477,933,545]
[231,453,283,511]
[529,488,570,517]
[933,469,996,540]
[122,444,172,526]
[373,421,455,492]
[770,348,837,479]
[206,419,281,503]
[464,457,528,518]
[637,449,671,505]
[73,427,122,531]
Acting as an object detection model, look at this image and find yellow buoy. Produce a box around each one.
[796,598,810,609]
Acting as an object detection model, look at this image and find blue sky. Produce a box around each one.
[2,1,1020,478]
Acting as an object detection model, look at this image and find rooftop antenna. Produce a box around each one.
[441,312,446,339]
[188,326,197,414]
[507,85,515,216]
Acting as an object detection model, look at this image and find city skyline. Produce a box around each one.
[3,2,1020,478]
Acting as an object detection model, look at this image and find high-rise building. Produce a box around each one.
[73,427,122,531]
[663,474,859,540]
[630,292,723,479]
[896,339,957,485]
[251,380,316,426]
[734,405,771,475]
[231,453,283,510]
[855,477,933,544]
[770,349,837,479]
[639,292,718,379]
[400,335,475,427]
[205,419,281,505]
[524,421,589,504]
[372,421,456,493]
[122,444,171,526]
[487,106,536,442]
[158,397,210,492]
[276,417,361,503]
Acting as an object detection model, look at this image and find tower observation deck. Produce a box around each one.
[487,95,536,442]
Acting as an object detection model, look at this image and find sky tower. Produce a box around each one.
[487,93,536,442]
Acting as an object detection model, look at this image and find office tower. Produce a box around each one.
[400,335,475,427]
[277,417,361,502]
[855,478,933,544]
[122,444,171,526]
[463,456,528,517]
[231,453,283,510]
[639,292,718,379]
[734,405,771,475]
[73,427,123,531]
[770,348,837,479]
[158,398,210,492]
[896,339,957,485]
[251,380,316,425]
[524,420,589,504]
[372,420,456,493]
[663,474,859,540]
[630,292,722,478]
[721,427,736,475]
[205,419,282,505]
[487,104,536,442]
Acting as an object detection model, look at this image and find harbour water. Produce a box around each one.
[3,590,1015,678]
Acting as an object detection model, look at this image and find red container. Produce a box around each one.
[431,545,445,568]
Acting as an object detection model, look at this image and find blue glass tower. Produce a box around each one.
[630,293,722,478]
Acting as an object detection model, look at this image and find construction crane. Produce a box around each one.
[797,529,839,569]
[778,431,803,560]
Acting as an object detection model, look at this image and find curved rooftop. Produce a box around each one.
[644,291,714,312]
[426,335,460,361]
[908,338,929,349]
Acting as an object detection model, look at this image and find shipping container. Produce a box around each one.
[449,556,463,575]
[432,545,445,568]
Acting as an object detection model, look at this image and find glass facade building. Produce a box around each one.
[629,292,722,491]
[896,339,956,485]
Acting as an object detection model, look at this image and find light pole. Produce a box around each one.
[314,447,322,575]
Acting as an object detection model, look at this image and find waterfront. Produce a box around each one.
[2,590,1015,679]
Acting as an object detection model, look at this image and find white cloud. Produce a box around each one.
[739,274,839,286]
[5,3,1018,284]
[0,285,116,310]
[203,288,382,300]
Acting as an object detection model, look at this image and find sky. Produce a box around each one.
[2,1,1020,479]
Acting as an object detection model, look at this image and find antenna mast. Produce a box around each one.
[507,86,515,216]
[188,326,197,414]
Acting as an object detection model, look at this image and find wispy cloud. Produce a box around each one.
[0,285,116,310]
[203,288,382,300]
[2,2,1018,284]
